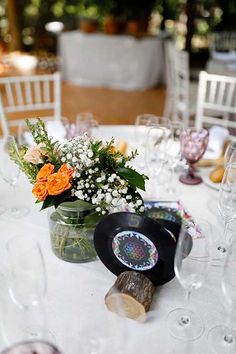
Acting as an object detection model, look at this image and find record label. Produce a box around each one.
[112,230,158,271]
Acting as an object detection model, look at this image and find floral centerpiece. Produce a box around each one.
[10,119,148,262]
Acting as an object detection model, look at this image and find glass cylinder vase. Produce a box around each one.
[48,201,102,263]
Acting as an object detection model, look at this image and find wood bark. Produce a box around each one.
[105,271,156,321]
[185,0,195,53]
[7,0,22,51]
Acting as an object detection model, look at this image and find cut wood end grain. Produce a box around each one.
[105,271,156,321]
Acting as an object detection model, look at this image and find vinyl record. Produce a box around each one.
[145,207,182,241]
[94,212,177,286]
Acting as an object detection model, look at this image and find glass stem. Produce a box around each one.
[185,289,191,308]
[167,164,174,192]
[10,183,17,213]
[218,218,229,253]
[224,309,235,344]
[178,290,191,327]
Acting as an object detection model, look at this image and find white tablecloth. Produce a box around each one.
[0,125,225,354]
[206,58,236,76]
[59,32,165,90]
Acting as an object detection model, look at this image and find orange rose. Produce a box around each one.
[32,181,48,201]
[58,164,74,179]
[37,163,54,181]
[46,173,71,196]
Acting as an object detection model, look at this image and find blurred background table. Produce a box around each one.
[59,32,165,91]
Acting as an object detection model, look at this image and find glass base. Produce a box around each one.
[208,326,236,353]
[179,174,202,185]
[167,308,204,341]
[0,205,5,215]
[7,207,29,218]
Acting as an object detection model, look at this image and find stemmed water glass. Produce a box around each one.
[164,121,184,196]
[208,218,236,353]
[179,128,209,185]
[224,140,236,166]
[216,162,236,255]
[167,219,211,341]
[0,135,29,218]
[76,112,100,138]
[134,114,162,171]
[4,235,50,343]
[145,123,171,198]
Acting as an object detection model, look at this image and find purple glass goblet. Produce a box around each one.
[179,128,209,185]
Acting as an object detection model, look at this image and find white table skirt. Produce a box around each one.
[206,58,236,76]
[59,32,165,90]
[0,125,224,354]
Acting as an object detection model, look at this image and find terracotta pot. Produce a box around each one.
[79,18,98,34]
[104,16,121,35]
[126,20,140,36]
[126,17,150,36]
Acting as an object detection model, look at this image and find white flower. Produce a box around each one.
[105,193,112,203]
[112,190,118,197]
[24,145,44,164]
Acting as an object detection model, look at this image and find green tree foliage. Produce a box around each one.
[1,0,236,52]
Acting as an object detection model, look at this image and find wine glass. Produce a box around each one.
[0,136,29,218]
[5,235,50,342]
[134,114,160,142]
[134,114,161,171]
[164,121,184,196]
[207,140,236,218]
[76,112,99,138]
[208,219,236,353]
[179,128,209,185]
[224,140,236,166]
[167,219,211,341]
[216,162,236,254]
[0,340,62,354]
[145,123,171,199]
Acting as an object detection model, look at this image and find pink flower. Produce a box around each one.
[24,145,44,164]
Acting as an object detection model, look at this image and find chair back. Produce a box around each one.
[195,71,236,131]
[210,31,236,54]
[164,41,190,126]
[0,72,61,136]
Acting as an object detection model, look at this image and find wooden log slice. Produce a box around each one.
[105,271,156,321]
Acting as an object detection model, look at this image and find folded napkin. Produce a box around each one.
[203,126,229,160]
[46,120,67,142]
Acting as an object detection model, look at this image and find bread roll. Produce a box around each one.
[210,166,225,183]
[116,140,127,155]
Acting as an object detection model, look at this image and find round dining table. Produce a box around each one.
[0,125,225,354]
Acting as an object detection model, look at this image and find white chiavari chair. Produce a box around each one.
[195,71,236,133]
[210,31,236,58]
[0,72,61,136]
[164,41,190,127]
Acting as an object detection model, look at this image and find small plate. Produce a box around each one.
[203,175,220,191]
